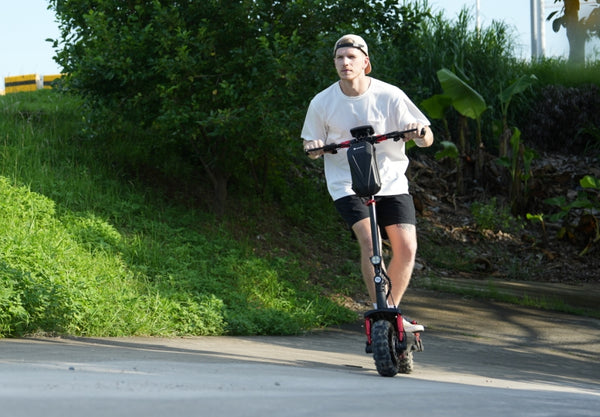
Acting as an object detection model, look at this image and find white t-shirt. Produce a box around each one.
[301,78,430,201]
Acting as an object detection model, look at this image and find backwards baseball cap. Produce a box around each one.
[333,34,372,74]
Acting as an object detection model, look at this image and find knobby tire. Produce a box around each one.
[372,320,399,377]
[371,319,414,376]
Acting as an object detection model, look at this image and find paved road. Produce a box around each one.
[1,289,599,417]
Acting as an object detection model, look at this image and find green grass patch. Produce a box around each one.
[0,90,355,337]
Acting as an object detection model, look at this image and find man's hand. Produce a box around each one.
[403,123,434,147]
[303,139,325,159]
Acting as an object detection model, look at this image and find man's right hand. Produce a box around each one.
[303,139,325,159]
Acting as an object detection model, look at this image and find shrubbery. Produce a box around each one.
[48,0,432,212]
[522,84,600,154]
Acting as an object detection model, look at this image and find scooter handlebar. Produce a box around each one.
[305,127,423,155]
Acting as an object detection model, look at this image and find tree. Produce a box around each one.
[49,0,305,211]
[48,0,431,213]
[548,0,600,64]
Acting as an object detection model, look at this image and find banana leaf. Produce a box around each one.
[436,68,487,120]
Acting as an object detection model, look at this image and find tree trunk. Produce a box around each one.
[475,118,483,183]
[565,0,586,64]
[456,116,466,195]
[510,144,523,216]
[197,153,229,217]
[213,175,228,217]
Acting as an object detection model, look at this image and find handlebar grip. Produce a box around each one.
[322,143,340,153]
[305,141,349,155]
[305,143,338,155]
[393,127,426,141]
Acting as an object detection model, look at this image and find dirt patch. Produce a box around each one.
[409,151,600,285]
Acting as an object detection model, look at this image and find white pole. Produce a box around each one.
[530,0,539,59]
[539,0,546,57]
[476,0,481,33]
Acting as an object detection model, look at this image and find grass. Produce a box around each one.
[0,90,356,337]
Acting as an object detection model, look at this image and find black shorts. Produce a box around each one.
[334,194,416,230]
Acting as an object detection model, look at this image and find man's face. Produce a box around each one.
[334,47,369,80]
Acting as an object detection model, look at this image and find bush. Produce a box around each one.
[522,84,600,155]
[471,198,522,233]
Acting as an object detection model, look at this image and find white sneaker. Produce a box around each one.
[403,318,424,333]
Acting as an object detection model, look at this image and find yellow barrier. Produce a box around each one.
[2,74,65,94]
[43,74,62,89]
[4,74,41,93]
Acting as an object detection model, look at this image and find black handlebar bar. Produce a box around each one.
[305,127,424,155]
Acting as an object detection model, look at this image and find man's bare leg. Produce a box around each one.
[384,223,417,307]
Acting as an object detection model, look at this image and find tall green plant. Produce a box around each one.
[422,68,487,193]
[493,74,538,215]
[497,74,537,157]
[497,128,538,215]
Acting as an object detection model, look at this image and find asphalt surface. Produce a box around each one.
[1,288,599,417]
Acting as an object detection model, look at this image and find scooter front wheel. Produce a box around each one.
[371,319,400,377]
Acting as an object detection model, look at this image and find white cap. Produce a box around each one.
[333,34,372,74]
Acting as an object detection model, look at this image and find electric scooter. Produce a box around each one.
[307,125,424,377]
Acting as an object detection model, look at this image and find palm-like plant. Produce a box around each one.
[421,68,487,193]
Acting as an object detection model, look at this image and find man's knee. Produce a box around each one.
[386,225,417,254]
[352,219,374,251]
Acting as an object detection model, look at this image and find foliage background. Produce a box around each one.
[48,0,600,206]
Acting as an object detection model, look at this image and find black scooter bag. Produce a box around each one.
[347,141,381,197]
